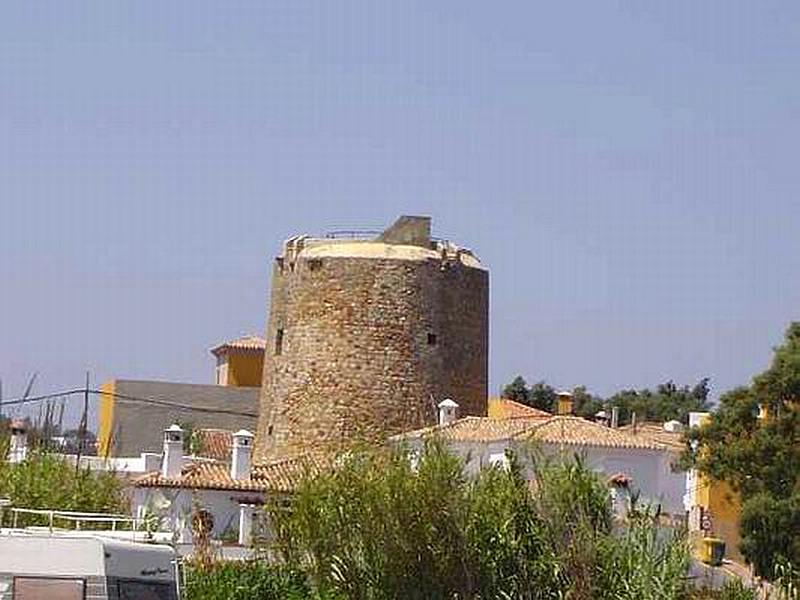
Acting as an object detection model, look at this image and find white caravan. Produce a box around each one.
[0,531,178,599]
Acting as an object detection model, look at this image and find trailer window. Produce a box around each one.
[14,577,84,600]
[118,580,177,600]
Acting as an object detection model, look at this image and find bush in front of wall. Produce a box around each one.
[183,560,336,600]
[265,440,694,600]
[0,444,125,528]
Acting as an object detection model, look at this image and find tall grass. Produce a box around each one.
[264,439,694,600]
[593,507,690,599]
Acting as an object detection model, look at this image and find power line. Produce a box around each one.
[0,387,259,419]
[0,389,86,407]
[101,389,259,418]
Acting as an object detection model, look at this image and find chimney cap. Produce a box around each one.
[165,424,184,433]
[438,398,459,408]
[233,429,255,439]
[557,390,573,397]
[10,418,28,432]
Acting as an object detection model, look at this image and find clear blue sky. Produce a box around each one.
[2,2,799,424]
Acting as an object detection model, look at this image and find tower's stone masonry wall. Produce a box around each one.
[254,252,488,463]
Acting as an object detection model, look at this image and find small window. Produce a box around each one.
[267,424,274,436]
[15,577,85,600]
[275,329,284,356]
[118,580,178,600]
[427,333,437,346]
[307,258,323,272]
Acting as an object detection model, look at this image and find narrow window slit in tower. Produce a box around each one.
[427,333,437,346]
[275,329,284,355]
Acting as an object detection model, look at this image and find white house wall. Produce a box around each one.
[131,487,264,544]
[396,437,686,517]
[527,445,686,517]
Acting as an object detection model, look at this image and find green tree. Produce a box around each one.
[607,379,711,426]
[501,377,558,412]
[571,386,604,419]
[739,492,800,580]
[500,375,710,423]
[501,375,530,404]
[684,323,800,577]
[529,381,558,412]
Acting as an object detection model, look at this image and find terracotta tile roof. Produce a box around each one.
[618,423,685,452]
[194,428,233,462]
[133,454,322,493]
[523,417,667,450]
[393,415,668,451]
[488,397,552,419]
[391,416,548,443]
[210,335,266,357]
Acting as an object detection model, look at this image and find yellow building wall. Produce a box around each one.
[487,397,504,418]
[225,352,264,387]
[708,479,743,563]
[690,421,744,564]
[557,397,573,415]
[96,380,116,458]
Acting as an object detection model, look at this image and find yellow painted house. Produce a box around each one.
[686,412,743,563]
[96,335,265,458]
[210,335,266,388]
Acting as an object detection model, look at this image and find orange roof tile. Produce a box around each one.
[391,416,548,443]
[193,428,233,462]
[618,423,685,452]
[522,416,667,450]
[488,397,552,419]
[133,454,322,493]
[210,335,266,357]
[393,415,668,451]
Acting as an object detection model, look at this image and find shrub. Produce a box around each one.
[0,446,125,527]
[183,561,318,600]
[265,440,692,600]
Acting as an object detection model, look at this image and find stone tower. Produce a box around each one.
[254,216,488,463]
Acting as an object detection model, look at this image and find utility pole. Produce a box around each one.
[75,372,90,474]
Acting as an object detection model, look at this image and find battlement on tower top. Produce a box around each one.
[278,215,484,269]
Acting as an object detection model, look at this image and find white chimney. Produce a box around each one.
[238,503,255,546]
[610,407,619,429]
[437,399,459,426]
[231,429,255,480]
[8,419,28,464]
[161,424,184,479]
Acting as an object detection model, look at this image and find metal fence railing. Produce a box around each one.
[8,507,141,534]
